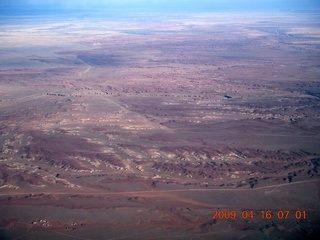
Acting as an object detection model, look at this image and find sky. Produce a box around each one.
[0,0,320,16]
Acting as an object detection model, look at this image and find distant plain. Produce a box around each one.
[0,11,320,239]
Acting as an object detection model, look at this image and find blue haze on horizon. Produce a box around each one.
[1,0,320,16]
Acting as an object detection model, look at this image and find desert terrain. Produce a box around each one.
[0,11,320,239]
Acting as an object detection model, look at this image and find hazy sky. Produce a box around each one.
[1,0,320,16]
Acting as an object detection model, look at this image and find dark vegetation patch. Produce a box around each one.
[77,54,120,67]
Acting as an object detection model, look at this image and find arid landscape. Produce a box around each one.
[0,9,320,240]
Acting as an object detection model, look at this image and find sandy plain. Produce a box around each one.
[0,12,320,239]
